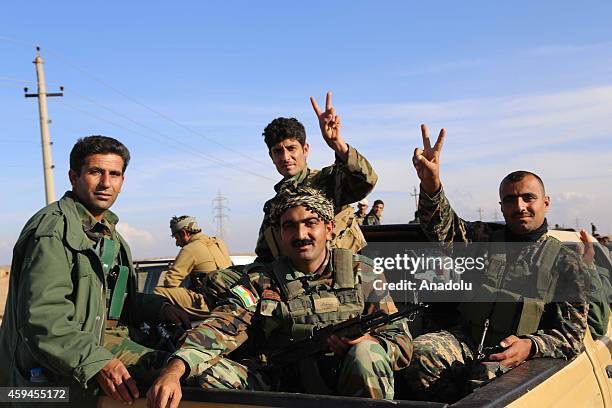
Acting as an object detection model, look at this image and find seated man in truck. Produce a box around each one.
[154,215,232,319]
[0,135,189,405]
[362,199,384,226]
[402,124,589,402]
[147,186,412,408]
[354,199,369,225]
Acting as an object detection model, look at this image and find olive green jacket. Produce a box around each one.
[0,193,165,389]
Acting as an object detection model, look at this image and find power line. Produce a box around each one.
[0,36,37,48]
[1,37,270,167]
[66,88,230,162]
[0,76,29,84]
[39,47,270,167]
[56,98,275,181]
[3,39,276,181]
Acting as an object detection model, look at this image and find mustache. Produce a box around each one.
[512,210,534,217]
[292,239,314,248]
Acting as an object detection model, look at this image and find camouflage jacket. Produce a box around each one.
[254,145,377,262]
[362,212,381,226]
[162,233,232,288]
[418,186,589,359]
[172,249,412,378]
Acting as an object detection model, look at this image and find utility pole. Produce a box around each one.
[24,47,63,205]
[212,190,230,239]
[410,186,419,212]
[477,208,484,221]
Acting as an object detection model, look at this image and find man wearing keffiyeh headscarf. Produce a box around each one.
[146,186,413,406]
[154,215,232,318]
[269,186,336,274]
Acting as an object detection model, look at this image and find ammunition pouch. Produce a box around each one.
[458,234,562,346]
[260,249,365,350]
[458,284,545,346]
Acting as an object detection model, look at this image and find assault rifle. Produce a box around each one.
[262,303,426,369]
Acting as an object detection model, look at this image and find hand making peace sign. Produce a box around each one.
[310,91,349,160]
[412,124,446,194]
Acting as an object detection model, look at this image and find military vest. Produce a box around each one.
[256,249,366,351]
[458,232,562,347]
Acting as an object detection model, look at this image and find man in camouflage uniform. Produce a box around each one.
[354,199,369,226]
[147,186,412,408]
[154,215,232,318]
[254,91,377,262]
[0,136,189,406]
[363,199,384,226]
[401,124,589,402]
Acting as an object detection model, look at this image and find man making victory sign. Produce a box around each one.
[402,124,589,402]
[255,91,377,262]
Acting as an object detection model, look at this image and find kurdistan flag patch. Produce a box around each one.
[231,284,258,308]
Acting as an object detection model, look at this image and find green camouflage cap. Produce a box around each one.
[170,215,201,235]
[270,186,334,226]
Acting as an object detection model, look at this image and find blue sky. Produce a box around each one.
[1,1,611,264]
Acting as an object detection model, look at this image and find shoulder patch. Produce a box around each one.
[230,284,259,309]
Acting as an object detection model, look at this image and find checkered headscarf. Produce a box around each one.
[270,186,334,226]
[170,215,201,235]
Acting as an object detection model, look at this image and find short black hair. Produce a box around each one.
[263,117,306,150]
[499,170,545,195]
[373,199,384,207]
[70,135,130,174]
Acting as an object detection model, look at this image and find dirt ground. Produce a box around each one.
[0,266,9,323]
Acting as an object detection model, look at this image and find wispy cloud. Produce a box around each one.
[344,84,612,164]
[352,87,612,233]
[396,59,486,77]
[527,42,612,57]
[116,223,155,245]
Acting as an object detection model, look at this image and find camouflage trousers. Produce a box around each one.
[192,339,394,399]
[103,326,171,386]
[154,286,211,319]
[400,329,479,403]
